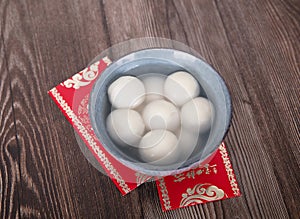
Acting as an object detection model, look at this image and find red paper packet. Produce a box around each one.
[48,57,151,195]
[156,142,241,211]
[48,57,241,209]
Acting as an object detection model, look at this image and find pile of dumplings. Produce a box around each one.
[106,71,214,166]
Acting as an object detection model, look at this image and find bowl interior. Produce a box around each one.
[89,49,231,176]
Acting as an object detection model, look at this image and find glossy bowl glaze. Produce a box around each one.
[89,49,231,176]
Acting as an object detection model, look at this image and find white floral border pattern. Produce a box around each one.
[219,143,240,196]
[103,56,112,65]
[50,87,130,194]
[62,56,112,89]
[158,177,172,210]
[62,61,100,89]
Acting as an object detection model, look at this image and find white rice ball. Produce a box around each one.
[164,71,200,106]
[108,76,145,109]
[106,109,145,147]
[142,99,180,131]
[181,97,214,133]
[139,129,180,165]
[140,73,166,103]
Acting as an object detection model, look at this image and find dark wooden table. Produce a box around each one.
[1,0,299,218]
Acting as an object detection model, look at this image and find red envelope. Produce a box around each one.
[156,142,241,211]
[48,57,152,195]
[48,57,241,209]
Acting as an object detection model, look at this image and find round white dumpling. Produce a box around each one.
[140,73,166,103]
[164,71,200,106]
[108,76,145,109]
[139,129,180,165]
[176,128,199,161]
[106,109,145,147]
[176,128,208,161]
[142,99,180,131]
[181,97,214,133]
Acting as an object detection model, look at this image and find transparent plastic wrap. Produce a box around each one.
[85,38,231,176]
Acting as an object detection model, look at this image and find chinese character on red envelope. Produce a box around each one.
[156,142,240,211]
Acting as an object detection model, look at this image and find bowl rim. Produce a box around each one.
[88,48,232,176]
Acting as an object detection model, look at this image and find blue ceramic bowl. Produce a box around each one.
[89,49,231,176]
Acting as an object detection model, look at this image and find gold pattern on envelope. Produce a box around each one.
[63,61,101,89]
[135,172,152,186]
[78,95,89,115]
[158,177,172,210]
[179,183,225,207]
[219,143,240,196]
[77,94,91,127]
[50,87,130,193]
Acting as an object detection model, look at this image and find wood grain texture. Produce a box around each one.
[0,5,21,217]
[0,0,299,218]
